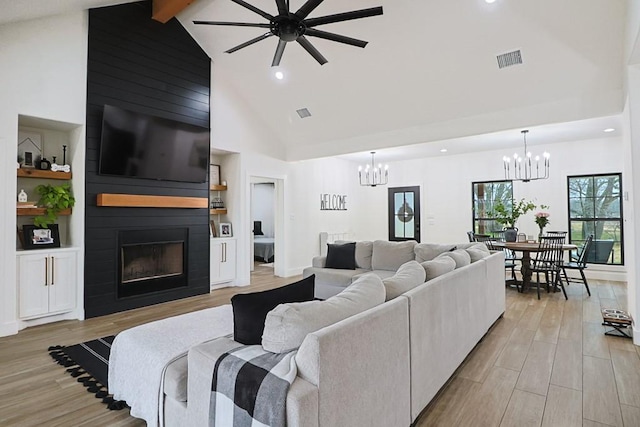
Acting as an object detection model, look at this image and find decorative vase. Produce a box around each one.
[504,227,518,242]
[538,226,545,242]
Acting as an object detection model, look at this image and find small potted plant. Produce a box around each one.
[33,183,76,228]
[491,198,536,241]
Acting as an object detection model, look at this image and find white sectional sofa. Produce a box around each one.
[155,242,505,426]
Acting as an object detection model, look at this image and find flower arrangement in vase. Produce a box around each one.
[534,211,550,241]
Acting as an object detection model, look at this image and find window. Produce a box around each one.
[472,180,513,236]
[567,173,623,265]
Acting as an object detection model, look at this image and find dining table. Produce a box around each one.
[493,241,578,292]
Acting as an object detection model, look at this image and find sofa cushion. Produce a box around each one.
[465,242,490,263]
[231,275,315,345]
[420,256,457,281]
[325,242,356,270]
[262,273,385,353]
[371,240,417,271]
[414,243,457,263]
[335,240,373,270]
[436,249,471,268]
[382,260,426,301]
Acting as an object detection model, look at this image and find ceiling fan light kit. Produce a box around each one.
[194,0,383,66]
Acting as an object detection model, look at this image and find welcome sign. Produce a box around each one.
[320,194,347,211]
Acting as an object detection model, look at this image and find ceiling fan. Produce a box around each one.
[194,0,383,66]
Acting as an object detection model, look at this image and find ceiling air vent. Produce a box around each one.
[496,50,522,69]
[296,108,312,119]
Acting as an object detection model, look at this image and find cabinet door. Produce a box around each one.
[210,240,222,285]
[18,253,49,318]
[48,251,77,314]
[219,240,236,282]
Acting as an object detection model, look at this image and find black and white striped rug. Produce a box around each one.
[48,336,126,409]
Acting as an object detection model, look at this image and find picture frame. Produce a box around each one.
[21,224,60,250]
[210,164,221,186]
[210,220,218,237]
[219,222,232,237]
[18,130,43,168]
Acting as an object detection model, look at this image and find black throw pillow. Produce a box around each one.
[231,275,315,345]
[325,242,356,270]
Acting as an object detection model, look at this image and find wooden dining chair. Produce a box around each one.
[530,235,567,299]
[561,234,593,296]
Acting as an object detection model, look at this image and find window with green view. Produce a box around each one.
[567,173,623,265]
[472,180,513,237]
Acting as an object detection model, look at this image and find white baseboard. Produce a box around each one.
[0,321,18,337]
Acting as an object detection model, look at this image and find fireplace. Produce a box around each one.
[118,228,188,298]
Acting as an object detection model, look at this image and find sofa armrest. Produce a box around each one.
[312,256,327,268]
[287,377,319,427]
[183,337,243,426]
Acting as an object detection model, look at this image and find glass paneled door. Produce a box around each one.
[388,186,420,242]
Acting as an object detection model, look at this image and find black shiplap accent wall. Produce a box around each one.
[85,1,211,318]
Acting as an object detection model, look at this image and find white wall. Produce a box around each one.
[0,12,88,336]
[252,183,275,237]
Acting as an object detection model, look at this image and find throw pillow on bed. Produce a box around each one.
[382,260,426,301]
[231,275,315,345]
[421,256,456,280]
[325,242,356,270]
[262,273,385,353]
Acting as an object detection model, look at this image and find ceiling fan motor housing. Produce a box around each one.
[271,15,305,42]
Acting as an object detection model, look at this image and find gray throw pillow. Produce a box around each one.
[262,273,385,353]
[414,243,457,263]
[382,260,426,301]
[371,240,417,271]
[436,249,471,268]
[466,243,490,262]
[420,257,456,281]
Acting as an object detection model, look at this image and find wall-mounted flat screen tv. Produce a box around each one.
[99,105,209,183]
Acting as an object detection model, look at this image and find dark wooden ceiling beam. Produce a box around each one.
[152,0,195,23]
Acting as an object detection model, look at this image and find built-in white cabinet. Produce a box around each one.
[17,248,78,319]
[210,238,236,287]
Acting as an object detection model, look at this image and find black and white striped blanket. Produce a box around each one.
[209,346,297,427]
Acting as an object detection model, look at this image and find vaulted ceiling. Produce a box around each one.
[0,0,630,162]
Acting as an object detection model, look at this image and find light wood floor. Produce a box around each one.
[1,267,638,426]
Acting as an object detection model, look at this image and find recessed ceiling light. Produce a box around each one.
[274,71,284,80]
[485,0,496,3]
[440,148,448,153]
[603,128,615,133]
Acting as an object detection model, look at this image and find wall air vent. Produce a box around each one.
[496,50,522,69]
[296,108,312,119]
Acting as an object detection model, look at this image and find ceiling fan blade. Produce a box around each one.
[275,0,289,15]
[226,33,273,53]
[193,21,271,28]
[296,35,327,65]
[294,0,324,19]
[304,28,367,48]
[272,40,287,66]
[304,6,383,27]
[229,0,274,21]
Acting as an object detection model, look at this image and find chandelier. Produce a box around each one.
[358,152,388,187]
[503,130,550,182]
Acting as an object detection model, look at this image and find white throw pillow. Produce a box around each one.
[436,249,471,268]
[420,257,457,281]
[382,260,426,301]
[414,243,457,263]
[262,273,385,353]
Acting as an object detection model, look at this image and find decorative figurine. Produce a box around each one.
[18,189,28,203]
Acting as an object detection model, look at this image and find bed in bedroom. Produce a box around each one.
[254,236,274,263]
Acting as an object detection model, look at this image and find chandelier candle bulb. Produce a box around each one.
[359,151,389,187]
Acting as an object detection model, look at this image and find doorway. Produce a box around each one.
[388,186,421,242]
[251,181,275,274]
